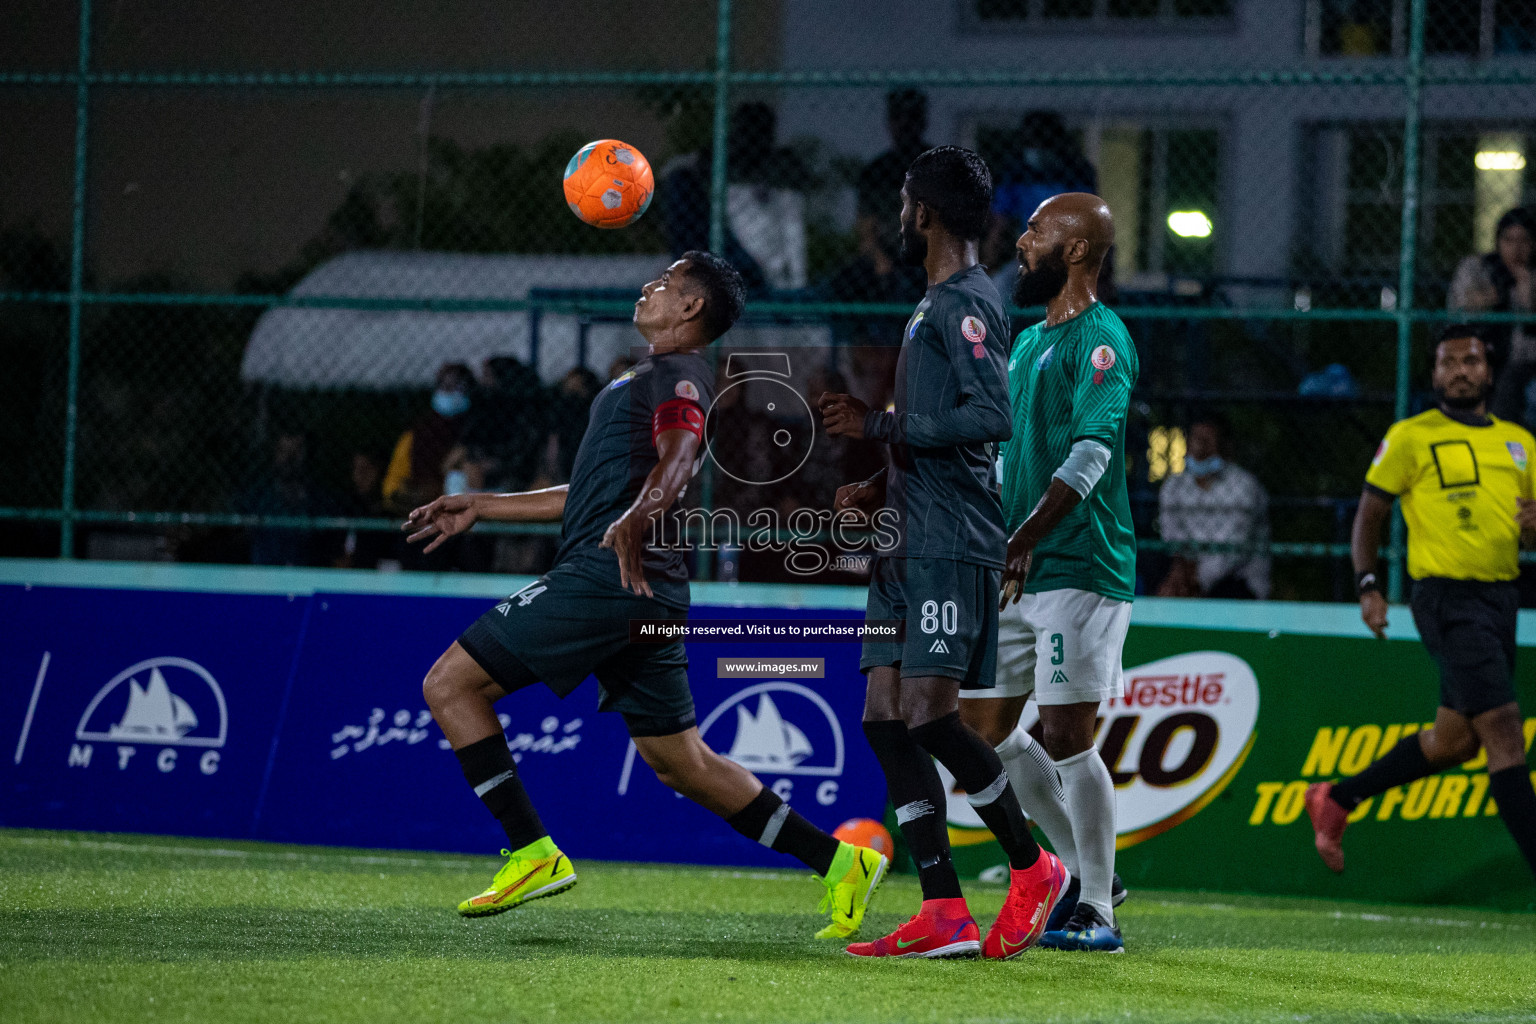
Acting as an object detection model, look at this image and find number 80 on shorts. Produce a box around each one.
[920,600,958,635]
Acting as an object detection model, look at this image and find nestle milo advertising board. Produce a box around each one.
[936,615,1536,913]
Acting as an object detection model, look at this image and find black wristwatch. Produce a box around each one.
[1356,571,1383,598]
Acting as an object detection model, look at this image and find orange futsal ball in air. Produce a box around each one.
[832,817,894,858]
[563,139,654,229]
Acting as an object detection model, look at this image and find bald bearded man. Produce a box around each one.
[960,193,1138,952]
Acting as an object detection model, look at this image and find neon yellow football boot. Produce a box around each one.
[814,841,889,939]
[456,837,577,918]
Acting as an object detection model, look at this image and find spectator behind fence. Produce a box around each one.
[1157,416,1271,599]
[449,356,557,575]
[838,89,932,301]
[239,430,339,567]
[724,102,811,291]
[991,111,1098,229]
[657,115,768,293]
[987,112,1111,301]
[336,449,392,570]
[543,366,604,484]
[1450,207,1535,425]
[382,362,473,515]
[825,91,930,307]
[461,356,550,493]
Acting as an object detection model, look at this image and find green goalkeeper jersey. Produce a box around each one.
[1001,302,1138,601]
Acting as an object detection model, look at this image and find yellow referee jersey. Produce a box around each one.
[1366,409,1536,582]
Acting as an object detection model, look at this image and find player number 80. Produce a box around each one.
[920,600,958,635]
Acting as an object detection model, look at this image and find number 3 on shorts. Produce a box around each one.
[1050,632,1064,665]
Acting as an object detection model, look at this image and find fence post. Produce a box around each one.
[1388,0,1426,604]
[59,0,93,559]
[707,0,732,256]
[696,0,733,581]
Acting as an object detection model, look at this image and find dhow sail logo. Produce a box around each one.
[619,682,846,807]
[70,657,228,775]
[723,693,815,773]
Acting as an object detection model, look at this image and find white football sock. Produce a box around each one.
[1054,746,1117,921]
[995,724,1078,878]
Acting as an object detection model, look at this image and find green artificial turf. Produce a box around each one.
[1,828,1532,1023]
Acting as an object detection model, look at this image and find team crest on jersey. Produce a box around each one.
[1509,441,1528,471]
[1091,344,1116,370]
[907,312,925,339]
[609,369,637,389]
[961,316,987,344]
[675,379,700,402]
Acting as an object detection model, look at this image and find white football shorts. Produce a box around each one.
[960,587,1130,705]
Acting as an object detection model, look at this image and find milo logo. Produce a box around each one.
[1098,651,1259,846]
[942,651,1259,849]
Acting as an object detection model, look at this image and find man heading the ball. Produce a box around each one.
[407,252,886,940]
[823,147,1067,960]
[959,193,1138,953]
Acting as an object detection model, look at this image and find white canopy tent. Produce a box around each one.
[240,251,668,389]
[240,250,836,390]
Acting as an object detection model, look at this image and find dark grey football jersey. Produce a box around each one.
[554,350,714,608]
[862,264,1012,567]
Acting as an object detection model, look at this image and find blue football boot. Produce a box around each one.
[1037,902,1124,953]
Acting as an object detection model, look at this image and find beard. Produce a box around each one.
[1436,381,1491,410]
[897,215,927,267]
[1012,246,1070,306]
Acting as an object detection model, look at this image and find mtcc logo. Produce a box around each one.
[701,683,845,806]
[616,682,845,806]
[70,656,228,775]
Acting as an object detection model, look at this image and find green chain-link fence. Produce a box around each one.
[3,0,1535,600]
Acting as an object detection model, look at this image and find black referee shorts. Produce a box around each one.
[1409,576,1520,719]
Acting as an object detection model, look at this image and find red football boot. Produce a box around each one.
[1306,782,1349,873]
[845,898,980,959]
[982,850,1068,959]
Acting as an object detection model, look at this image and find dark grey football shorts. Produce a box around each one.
[458,562,695,737]
[859,555,1000,689]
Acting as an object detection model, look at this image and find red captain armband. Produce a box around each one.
[652,397,705,445]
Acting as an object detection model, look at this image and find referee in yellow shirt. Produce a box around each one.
[1306,325,1536,881]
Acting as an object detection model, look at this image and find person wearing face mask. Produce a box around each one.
[1306,325,1536,886]
[382,362,474,518]
[1155,414,1271,600]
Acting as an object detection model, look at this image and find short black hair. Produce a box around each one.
[1496,206,1535,244]
[1437,323,1484,345]
[1433,322,1497,366]
[679,250,746,341]
[904,146,993,241]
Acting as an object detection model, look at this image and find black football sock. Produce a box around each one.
[863,719,962,900]
[454,733,548,851]
[1489,765,1536,878]
[725,786,839,876]
[1330,736,1433,810]
[909,712,1042,871]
